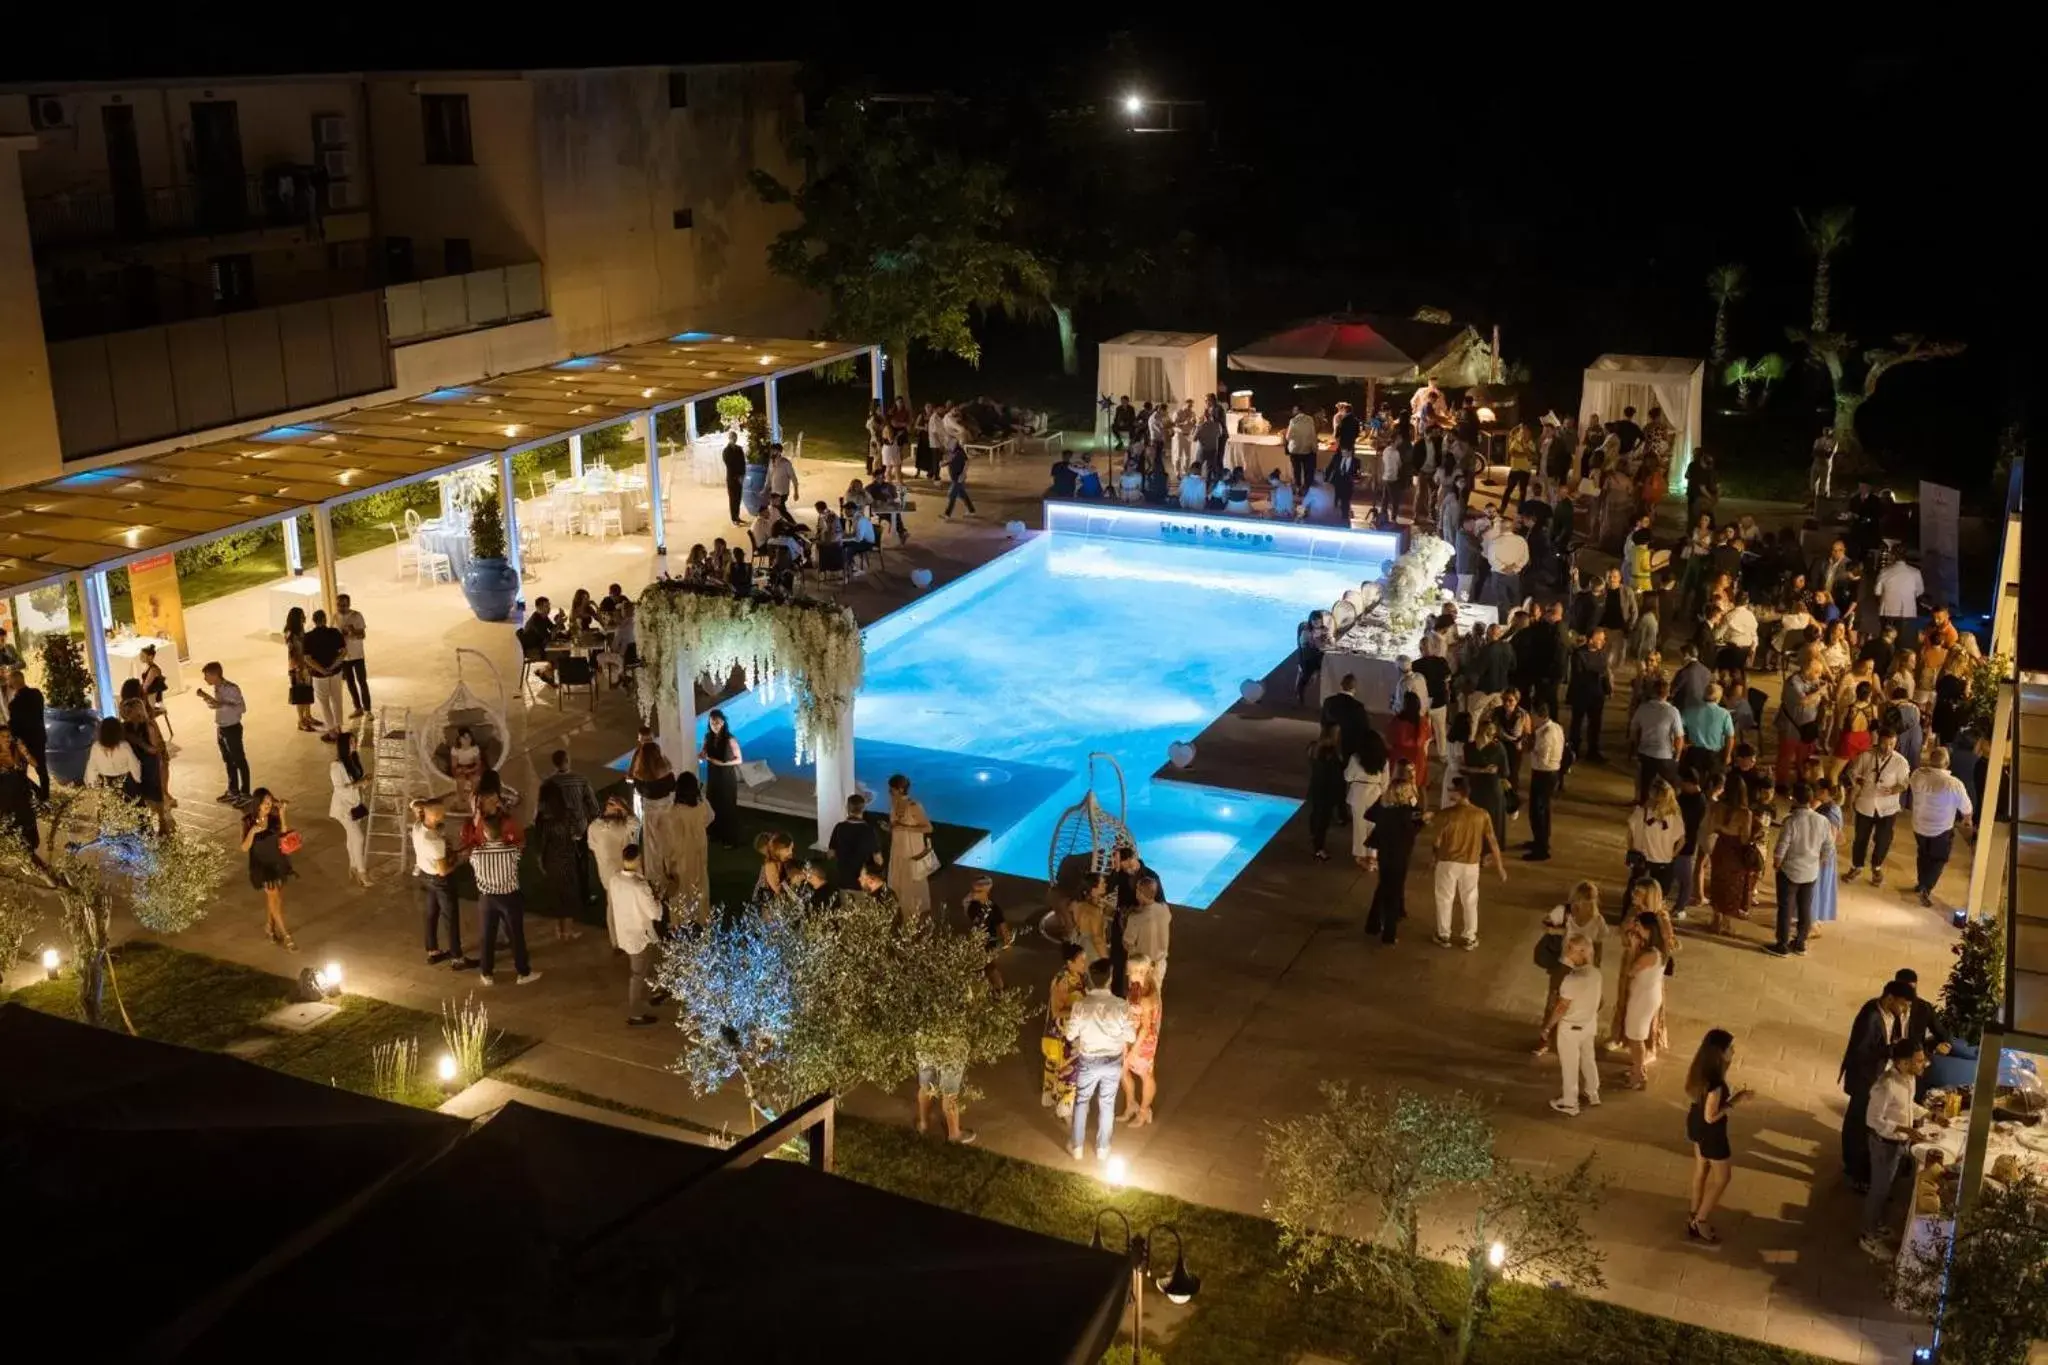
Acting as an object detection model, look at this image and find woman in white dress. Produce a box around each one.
[666,772,716,922]
[1178,471,1207,511]
[886,773,935,921]
[1621,908,1668,1090]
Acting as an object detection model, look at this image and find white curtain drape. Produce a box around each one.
[1096,349,1138,434]
[1181,344,1217,407]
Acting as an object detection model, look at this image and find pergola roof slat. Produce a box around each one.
[0,331,869,594]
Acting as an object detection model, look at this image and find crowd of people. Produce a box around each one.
[1282,416,1992,1255]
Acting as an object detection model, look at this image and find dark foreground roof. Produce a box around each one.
[0,1004,1128,1363]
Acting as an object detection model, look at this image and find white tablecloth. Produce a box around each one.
[266,577,348,633]
[550,478,649,535]
[415,521,473,577]
[109,635,183,694]
[1319,602,1500,712]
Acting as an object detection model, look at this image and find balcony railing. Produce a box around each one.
[25,168,329,247]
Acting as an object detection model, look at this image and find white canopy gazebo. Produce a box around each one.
[1095,332,1218,435]
[1577,355,1706,492]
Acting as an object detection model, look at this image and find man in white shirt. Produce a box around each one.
[1845,729,1912,887]
[1393,655,1430,723]
[336,593,372,717]
[1860,1040,1929,1258]
[1284,406,1319,492]
[196,661,251,803]
[608,843,665,1026]
[1525,701,1565,861]
[1484,519,1530,613]
[1410,379,1443,424]
[767,443,799,500]
[1542,939,1603,1115]
[1768,781,1833,957]
[1711,592,1760,668]
[1875,557,1925,638]
[1062,958,1136,1161]
[1908,745,1974,908]
[1122,875,1172,991]
[410,797,476,970]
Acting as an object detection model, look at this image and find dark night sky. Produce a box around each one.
[7,19,2028,471]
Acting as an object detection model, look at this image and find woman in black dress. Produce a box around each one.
[0,723,41,862]
[1683,1027,1752,1244]
[240,789,297,950]
[1930,647,1973,747]
[1305,723,1347,862]
[1462,716,1509,848]
[698,708,744,848]
[531,782,586,943]
[283,607,318,732]
[1362,761,1427,944]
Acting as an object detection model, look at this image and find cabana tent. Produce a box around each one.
[1577,354,1706,492]
[1095,331,1218,433]
[1228,314,1492,387]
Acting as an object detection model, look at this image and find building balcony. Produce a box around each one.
[24,167,342,249]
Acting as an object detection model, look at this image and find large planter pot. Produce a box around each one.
[741,461,770,516]
[45,706,98,786]
[461,556,521,622]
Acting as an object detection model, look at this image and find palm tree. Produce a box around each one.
[1723,356,1761,406]
[1704,263,1747,366]
[1752,352,1787,406]
[1795,206,1856,332]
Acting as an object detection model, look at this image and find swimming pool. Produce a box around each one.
[694,509,1396,908]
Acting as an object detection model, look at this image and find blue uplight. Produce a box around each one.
[54,467,138,488]
[671,331,719,342]
[255,425,319,442]
[420,388,474,402]
[552,357,602,370]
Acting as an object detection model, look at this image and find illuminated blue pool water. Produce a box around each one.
[699,523,1368,907]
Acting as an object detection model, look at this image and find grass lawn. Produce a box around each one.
[490,1074,1824,1365]
[6,940,531,1108]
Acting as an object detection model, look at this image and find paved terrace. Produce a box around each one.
[36,452,1959,1363]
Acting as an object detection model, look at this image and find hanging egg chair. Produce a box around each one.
[1040,753,1132,941]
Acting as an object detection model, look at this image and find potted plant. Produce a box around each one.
[1928,914,2003,1089]
[40,633,99,785]
[460,490,520,622]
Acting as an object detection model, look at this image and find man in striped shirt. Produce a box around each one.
[471,813,540,986]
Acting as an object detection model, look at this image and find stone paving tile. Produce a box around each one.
[71,460,1974,1363]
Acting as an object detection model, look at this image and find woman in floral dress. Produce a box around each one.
[1119,955,1164,1126]
[1040,944,1088,1119]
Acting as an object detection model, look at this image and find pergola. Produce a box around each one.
[0,331,878,710]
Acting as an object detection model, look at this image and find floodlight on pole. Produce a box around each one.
[1124,93,1144,115]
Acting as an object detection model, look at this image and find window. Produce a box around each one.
[421,93,473,165]
[671,208,694,230]
[667,71,689,109]
[443,237,474,274]
[209,254,256,312]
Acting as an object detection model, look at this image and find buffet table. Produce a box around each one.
[1320,601,1500,711]
[109,635,183,694]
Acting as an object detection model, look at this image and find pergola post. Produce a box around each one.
[75,570,116,717]
[683,401,699,443]
[765,376,781,443]
[811,702,857,853]
[642,411,667,559]
[657,645,698,773]
[869,346,885,405]
[569,432,584,481]
[311,502,341,620]
[282,515,304,575]
[498,451,524,586]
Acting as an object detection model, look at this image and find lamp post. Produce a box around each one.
[1090,1210,1200,1359]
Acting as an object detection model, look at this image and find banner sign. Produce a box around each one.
[1918,481,1961,613]
[127,553,190,661]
